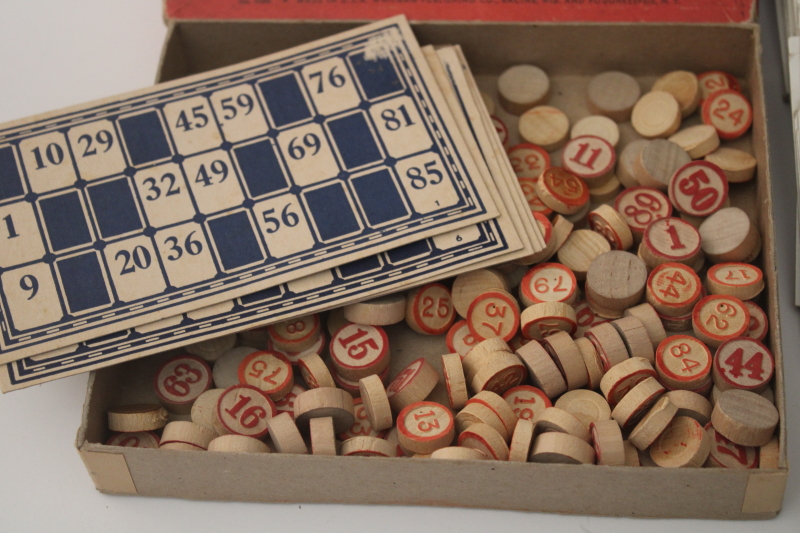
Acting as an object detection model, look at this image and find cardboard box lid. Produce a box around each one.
[164,0,757,24]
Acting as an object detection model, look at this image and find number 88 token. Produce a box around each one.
[396,401,455,455]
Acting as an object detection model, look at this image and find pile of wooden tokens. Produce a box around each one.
[103,66,780,469]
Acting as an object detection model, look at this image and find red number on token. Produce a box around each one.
[338,328,379,360]
[723,348,764,380]
[224,394,267,429]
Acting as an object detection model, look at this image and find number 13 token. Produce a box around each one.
[396,401,455,455]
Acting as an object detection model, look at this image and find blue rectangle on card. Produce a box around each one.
[0,146,24,201]
[328,113,382,169]
[385,239,431,264]
[350,169,407,226]
[303,183,360,241]
[87,178,143,238]
[259,75,312,128]
[234,140,289,198]
[57,252,110,314]
[118,111,172,166]
[239,284,284,305]
[349,52,403,100]
[40,192,92,252]
[337,254,383,278]
[207,211,264,271]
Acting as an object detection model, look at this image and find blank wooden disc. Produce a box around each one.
[343,293,406,326]
[160,421,216,451]
[624,440,641,466]
[497,64,550,115]
[617,140,649,188]
[191,389,225,431]
[518,106,570,152]
[430,446,487,461]
[635,139,691,190]
[631,91,682,139]
[584,322,630,371]
[508,419,535,462]
[759,436,780,469]
[574,337,606,390]
[469,390,519,438]
[455,401,509,441]
[698,207,761,264]
[294,387,355,434]
[441,353,469,410]
[541,331,589,391]
[590,419,626,466]
[610,376,666,430]
[585,251,647,315]
[704,147,756,183]
[571,115,620,147]
[358,374,393,431]
[341,436,396,457]
[649,416,711,468]
[470,351,528,396]
[452,268,509,318]
[587,71,641,123]
[611,315,655,363]
[108,404,169,433]
[665,390,713,427]
[458,422,510,460]
[186,333,237,362]
[309,417,337,456]
[600,357,658,406]
[629,396,678,450]
[624,303,667,350]
[668,125,720,159]
[555,390,611,428]
[515,340,567,399]
[530,432,595,465]
[208,434,271,454]
[557,230,611,281]
[652,70,701,117]
[534,407,591,443]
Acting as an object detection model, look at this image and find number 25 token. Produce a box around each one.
[466,289,521,342]
[405,283,455,335]
[668,161,728,217]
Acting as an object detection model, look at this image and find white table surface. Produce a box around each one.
[0,1,797,531]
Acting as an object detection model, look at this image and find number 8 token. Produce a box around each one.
[466,289,521,342]
[154,355,213,414]
[668,161,728,217]
[692,295,749,349]
[330,323,390,381]
[268,314,321,352]
[712,337,774,394]
[397,401,455,455]
[405,283,456,335]
[655,335,712,391]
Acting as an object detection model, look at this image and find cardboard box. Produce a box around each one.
[77,18,788,519]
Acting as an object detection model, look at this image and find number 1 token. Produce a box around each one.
[508,143,550,179]
[692,295,749,348]
[640,217,702,269]
[712,338,774,394]
[329,323,390,381]
[706,262,764,301]
[268,314,321,352]
[614,186,672,238]
[238,350,294,401]
[446,320,479,358]
[216,384,277,439]
[668,161,728,217]
[519,263,577,307]
[406,283,456,335]
[534,167,589,215]
[655,335,712,391]
[397,401,455,455]
[154,355,213,414]
[701,89,752,140]
[466,289,521,342]
[503,385,551,421]
[561,135,616,181]
[646,262,702,317]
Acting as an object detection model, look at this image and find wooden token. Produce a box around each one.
[468,390,519,437]
[537,214,575,264]
[497,64,550,114]
[649,416,711,468]
[668,125,720,159]
[629,396,678,450]
[451,268,509,318]
[534,407,591,442]
[711,389,778,447]
[646,262,703,317]
[160,421,216,451]
[208,435,270,454]
[213,347,262,389]
[508,143,551,179]
[397,401,455,455]
[587,71,641,123]
[265,412,308,454]
[333,363,389,397]
[185,333,237,362]
[574,301,611,339]
[106,431,161,449]
[445,320,479,358]
[309,417,337,456]
[660,310,694,333]
[584,322,630,371]
[430,446,487,461]
[518,177,554,219]
[699,207,761,264]
[655,335,712,391]
[520,301,577,340]
[216,384,276,439]
[571,115,620,147]
[635,139,691,190]
[519,263,578,307]
[706,263,764,301]
[273,331,326,366]
[534,167,589,215]
[298,353,335,389]
[759,436,780,469]
[697,70,740,102]
[274,383,306,420]
[624,303,667,349]
[519,106,570,151]
[556,390,611,428]
[632,91,681,139]
[503,385,551,422]
[330,323,390,381]
[624,440,641,466]
[339,398,386,440]
[574,337,606,390]
[639,217,702,269]
[705,424,758,469]
[108,404,169,433]
[590,419,626,466]
[238,327,271,350]
[268,314,321,352]
[611,377,666,429]
[466,289,520,343]
[557,230,611,281]
[358,374,393,431]
[458,423,510,460]
[508,419,535,462]
[704,147,756,183]
[470,351,528,396]
[541,331,589,390]
[237,350,294,401]
[515,340,567,399]
[462,337,512,380]
[744,301,768,342]
[386,358,439,413]
[692,295,749,348]
[154,355,213,414]
[405,283,456,335]
[455,401,508,440]
[713,337,774,394]
[294,387,355,434]
[665,390,713,426]
[480,91,495,115]
[326,307,350,337]
[564,200,591,229]
[340,436,395,457]
[600,357,658,406]
[492,115,510,150]
[652,70,701,117]
[586,251,647,315]
[343,293,406,326]
[383,426,408,457]
[611,316,655,362]
[668,161,728,218]
[191,389,225,431]
[588,175,622,204]
[588,205,633,251]
[701,89,752,140]
[615,186,673,240]
[441,353,469,410]
[562,135,616,181]
[530,432,595,465]
[159,442,207,452]
[616,140,648,188]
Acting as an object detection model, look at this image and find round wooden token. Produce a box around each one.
[518,177,554,218]
[665,390,713,426]
[451,268,509,318]
[668,161,728,217]
[274,383,306,420]
[616,140,648,188]
[557,230,611,281]
[238,327,271,350]
[266,412,308,454]
[584,322,630,371]
[556,390,611,428]
[405,283,456,335]
[294,387,355,433]
[339,397,386,440]
[185,333,237,362]
[508,143,551,179]
[652,70,701,117]
[343,293,406,326]
[692,295,749,348]
[430,446,487,461]
[541,331,589,391]
[537,214,575,264]
[515,340,567,399]
[468,390,519,437]
[459,423,510,460]
[507,419,535,462]
[333,364,389,397]
[530,432,595,465]
[534,407,591,442]
[587,71,641,123]
[238,350,294,401]
[705,424,758,469]
[588,175,622,204]
[611,315,655,363]
[309,417,337,456]
[159,442,207,452]
[649,416,711,467]
[466,289,520,342]
[386,358,439,413]
[445,320,479,358]
[600,357,658,406]
[326,307,350,337]
[624,303,667,350]
[480,91,496,115]
[106,431,160,449]
[639,217,702,269]
[298,353,335,389]
[329,323,390,381]
[519,263,578,307]
[216,384,276,439]
[564,200,591,228]
[697,70,740,102]
[614,186,672,240]
[108,404,169,433]
[562,135,616,181]
[588,205,633,251]
[628,396,678,450]
[706,263,764,300]
[701,89,752,140]
[704,147,756,183]
[470,352,528,396]
[191,389,225,430]
[154,355,213,414]
[635,139,691,190]
[574,301,611,339]
[273,331,326,366]
[646,262,703,317]
[590,419,626,466]
[571,115,620,147]
[711,389,778,447]
[462,337,512,381]
[534,167,589,215]
[497,64,550,114]
[743,301,768,342]
[659,310,694,333]
[623,440,641,466]
[759,436,780,469]
[441,353,469,410]
[699,207,761,264]
[455,401,508,440]
[668,125,720,159]
[712,337,774,394]
[611,376,666,429]
[520,301,577,341]
[268,314,321,352]
[585,251,647,315]
[358,374,393,431]
[574,337,606,390]
[208,434,271,454]
[491,115,510,150]
[503,385,551,422]
[631,91,681,139]
[396,401,455,455]
[340,436,395,457]
[160,421,216,451]
[519,106,570,151]
[655,335,712,391]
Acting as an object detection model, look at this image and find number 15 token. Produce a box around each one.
[397,401,455,455]
[330,324,389,381]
